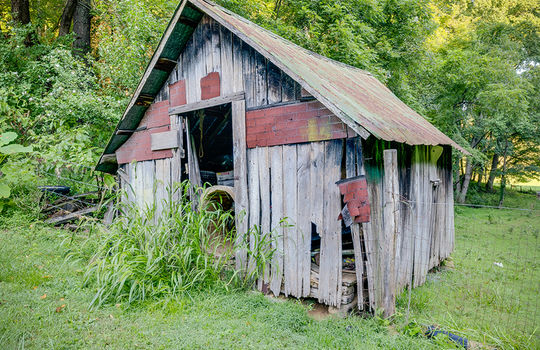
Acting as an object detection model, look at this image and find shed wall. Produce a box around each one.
[117,14,455,313]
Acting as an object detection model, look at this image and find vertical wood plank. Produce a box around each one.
[258,146,271,288]
[154,159,165,220]
[346,137,365,310]
[202,16,213,75]
[247,148,260,277]
[282,144,298,297]
[170,115,184,202]
[232,34,244,93]
[319,139,343,307]
[269,146,284,296]
[232,100,248,271]
[296,143,311,297]
[184,30,196,104]
[309,141,325,300]
[267,61,282,104]
[281,74,296,102]
[210,17,221,73]
[220,25,233,95]
[254,53,267,107]
[382,149,399,317]
[242,43,255,108]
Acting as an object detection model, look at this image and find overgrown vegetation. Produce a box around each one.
[81,181,275,308]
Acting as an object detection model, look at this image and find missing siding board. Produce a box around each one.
[245,101,349,148]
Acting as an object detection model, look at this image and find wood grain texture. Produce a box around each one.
[282,144,298,297]
[382,149,399,317]
[296,143,311,297]
[269,146,284,296]
[346,137,365,310]
[247,148,260,278]
[258,146,271,288]
[232,100,248,272]
[318,139,343,307]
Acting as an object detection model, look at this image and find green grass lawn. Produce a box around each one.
[0,213,435,349]
[396,191,539,349]
[0,189,538,349]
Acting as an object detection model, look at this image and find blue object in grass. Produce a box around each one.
[426,326,468,348]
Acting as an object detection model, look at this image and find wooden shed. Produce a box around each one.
[96,0,465,316]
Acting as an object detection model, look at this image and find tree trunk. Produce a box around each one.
[73,0,91,55]
[11,0,30,24]
[59,0,78,37]
[456,158,463,194]
[457,157,473,203]
[485,154,499,192]
[498,143,509,208]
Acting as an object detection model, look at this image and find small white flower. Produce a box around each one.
[494,262,504,268]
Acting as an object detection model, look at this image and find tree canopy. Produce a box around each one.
[0,0,538,205]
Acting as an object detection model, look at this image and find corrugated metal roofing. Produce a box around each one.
[97,0,465,173]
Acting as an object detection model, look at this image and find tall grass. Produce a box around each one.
[84,181,274,308]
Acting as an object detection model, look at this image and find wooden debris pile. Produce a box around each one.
[39,186,100,226]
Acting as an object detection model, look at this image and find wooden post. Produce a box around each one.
[232,100,248,272]
[382,149,399,317]
[346,137,365,310]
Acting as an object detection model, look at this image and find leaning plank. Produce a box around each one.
[282,144,298,297]
[232,100,249,272]
[46,206,99,225]
[257,147,271,289]
[296,143,311,297]
[169,92,245,115]
[319,139,343,307]
[269,146,284,296]
[382,149,399,317]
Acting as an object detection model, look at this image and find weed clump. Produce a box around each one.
[84,181,250,308]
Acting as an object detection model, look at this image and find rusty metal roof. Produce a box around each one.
[192,0,465,151]
[97,0,465,173]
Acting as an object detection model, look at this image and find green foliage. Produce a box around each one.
[0,132,33,212]
[0,209,438,349]
[83,181,276,308]
[92,0,178,93]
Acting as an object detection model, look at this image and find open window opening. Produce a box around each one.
[185,102,234,187]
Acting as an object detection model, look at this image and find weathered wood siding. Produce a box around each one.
[157,15,301,109]
[117,14,456,314]
[358,138,455,312]
[246,140,343,306]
